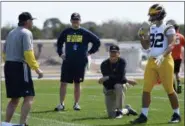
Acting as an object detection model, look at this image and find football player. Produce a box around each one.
[131,4,181,124]
[166,19,184,94]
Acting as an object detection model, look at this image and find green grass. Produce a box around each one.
[1,79,184,126]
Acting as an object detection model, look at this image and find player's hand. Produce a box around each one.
[155,55,164,66]
[127,79,137,86]
[35,68,43,79]
[138,22,150,38]
[60,54,66,60]
[138,27,145,38]
[98,76,109,84]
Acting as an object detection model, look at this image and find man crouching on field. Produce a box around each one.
[99,45,138,118]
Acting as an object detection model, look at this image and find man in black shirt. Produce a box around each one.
[99,45,138,118]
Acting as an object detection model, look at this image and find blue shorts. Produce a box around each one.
[61,59,87,83]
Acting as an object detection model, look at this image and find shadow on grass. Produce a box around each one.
[96,122,147,126]
[72,116,109,121]
[73,117,147,126]
[31,110,66,114]
[147,122,179,125]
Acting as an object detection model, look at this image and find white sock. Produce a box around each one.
[74,102,79,105]
[141,108,149,117]
[174,108,180,115]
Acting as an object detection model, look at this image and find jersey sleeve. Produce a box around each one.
[165,25,176,36]
[23,31,39,70]
[57,30,66,56]
[87,30,101,54]
[23,32,33,51]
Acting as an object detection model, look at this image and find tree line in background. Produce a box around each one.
[1,18,184,41]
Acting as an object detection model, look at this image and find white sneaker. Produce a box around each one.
[73,103,81,111]
[116,114,123,119]
[54,104,65,111]
[115,110,123,119]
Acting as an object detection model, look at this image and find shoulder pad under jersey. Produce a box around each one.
[164,24,174,35]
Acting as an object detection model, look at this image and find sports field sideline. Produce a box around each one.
[1,79,184,126]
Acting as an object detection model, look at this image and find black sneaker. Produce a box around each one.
[54,104,65,111]
[169,113,181,123]
[130,113,148,124]
[125,105,138,116]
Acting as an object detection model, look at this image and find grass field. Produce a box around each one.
[1,79,184,126]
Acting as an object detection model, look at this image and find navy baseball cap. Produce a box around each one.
[109,45,120,52]
[71,12,81,20]
[18,12,36,22]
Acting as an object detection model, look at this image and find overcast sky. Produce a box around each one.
[1,1,184,29]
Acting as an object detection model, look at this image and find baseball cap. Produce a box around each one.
[18,12,36,22]
[71,12,81,20]
[109,45,120,52]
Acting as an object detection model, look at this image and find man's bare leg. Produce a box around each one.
[141,92,151,116]
[20,96,34,124]
[168,92,179,113]
[5,98,20,122]
[60,82,67,105]
[74,83,80,104]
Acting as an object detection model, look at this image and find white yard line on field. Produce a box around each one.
[1,112,89,126]
[2,91,183,102]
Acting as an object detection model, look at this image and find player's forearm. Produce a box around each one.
[56,35,64,56]
[163,43,175,57]
[88,39,101,54]
[24,50,39,70]
[57,42,63,56]
[163,34,176,57]
[140,37,150,49]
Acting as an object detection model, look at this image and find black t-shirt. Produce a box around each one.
[100,58,127,90]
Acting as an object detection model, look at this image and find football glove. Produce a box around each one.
[155,55,164,66]
[138,27,145,38]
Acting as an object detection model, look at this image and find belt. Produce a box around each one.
[149,56,157,60]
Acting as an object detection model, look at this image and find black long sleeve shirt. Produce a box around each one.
[100,58,127,90]
[57,27,101,62]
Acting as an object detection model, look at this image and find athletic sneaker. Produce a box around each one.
[125,104,138,116]
[115,110,123,119]
[54,104,65,111]
[130,113,148,124]
[169,113,181,123]
[73,103,81,111]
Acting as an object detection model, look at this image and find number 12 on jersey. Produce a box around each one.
[150,33,164,48]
